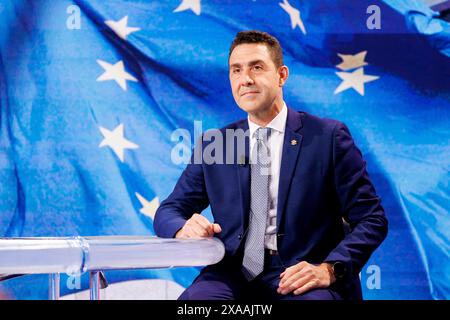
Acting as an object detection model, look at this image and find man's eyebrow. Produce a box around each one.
[229,60,266,69]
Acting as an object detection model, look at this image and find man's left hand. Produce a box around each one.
[277,262,336,295]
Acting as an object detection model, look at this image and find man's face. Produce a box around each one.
[229,43,283,115]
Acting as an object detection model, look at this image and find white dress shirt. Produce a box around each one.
[248,102,287,250]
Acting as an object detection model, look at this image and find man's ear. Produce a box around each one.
[278,66,289,86]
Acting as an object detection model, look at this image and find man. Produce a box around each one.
[154,30,388,300]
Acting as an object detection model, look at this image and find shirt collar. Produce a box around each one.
[248,102,288,138]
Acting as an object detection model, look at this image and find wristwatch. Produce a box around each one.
[331,261,347,280]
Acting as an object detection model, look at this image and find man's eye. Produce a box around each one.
[253,65,263,71]
[233,69,240,74]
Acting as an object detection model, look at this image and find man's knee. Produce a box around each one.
[178,279,239,300]
[177,268,244,300]
[278,288,342,300]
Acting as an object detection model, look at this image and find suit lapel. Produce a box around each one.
[277,108,303,229]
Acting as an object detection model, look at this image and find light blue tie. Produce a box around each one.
[242,127,271,281]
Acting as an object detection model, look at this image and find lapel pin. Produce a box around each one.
[291,139,298,146]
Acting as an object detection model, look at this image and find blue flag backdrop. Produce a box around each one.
[0,0,449,299]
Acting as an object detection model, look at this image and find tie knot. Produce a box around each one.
[254,127,271,143]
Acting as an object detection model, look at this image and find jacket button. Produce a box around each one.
[277,233,285,238]
[238,234,243,240]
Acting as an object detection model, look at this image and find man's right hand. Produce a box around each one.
[175,213,222,239]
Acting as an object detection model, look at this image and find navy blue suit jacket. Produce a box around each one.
[154,108,388,298]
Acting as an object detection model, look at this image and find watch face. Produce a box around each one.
[333,262,346,278]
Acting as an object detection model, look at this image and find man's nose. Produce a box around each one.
[241,71,254,86]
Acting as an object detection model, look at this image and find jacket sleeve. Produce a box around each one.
[324,121,388,278]
[153,143,209,238]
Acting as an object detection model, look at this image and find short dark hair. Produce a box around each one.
[229,30,284,68]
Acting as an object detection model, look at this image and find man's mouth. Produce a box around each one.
[241,91,259,97]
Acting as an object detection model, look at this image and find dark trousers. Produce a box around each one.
[178,250,344,300]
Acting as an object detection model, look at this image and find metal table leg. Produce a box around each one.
[49,273,60,300]
[89,271,100,300]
